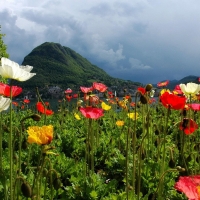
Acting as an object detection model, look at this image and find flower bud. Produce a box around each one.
[140,95,148,104]
[21,182,32,198]
[145,84,153,92]
[53,178,62,190]
[30,114,41,121]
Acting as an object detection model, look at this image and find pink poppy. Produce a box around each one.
[173,85,183,95]
[93,82,107,92]
[79,107,104,119]
[179,118,198,135]
[157,80,169,87]
[65,88,72,94]
[188,103,200,111]
[80,86,93,93]
[174,175,200,200]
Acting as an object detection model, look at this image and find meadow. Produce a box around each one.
[0,57,200,200]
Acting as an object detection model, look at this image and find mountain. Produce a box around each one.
[17,42,140,90]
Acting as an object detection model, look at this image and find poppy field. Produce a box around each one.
[1,57,200,200]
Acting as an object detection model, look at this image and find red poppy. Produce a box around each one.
[0,83,22,97]
[174,175,200,199]
[21,105,25,109]
[80,86,93,94]
[79,107,104,119]
[12,101,18,106]
[36,102,54,115]
[93,82,107,92]
[137,87,146,95]
[188,103,200,111]
[130,102,136,107]
[157,80,169,87]
[65,94,73,102]
[160,92,186,110]
[108,91,114,98]
[44,102,50,106]
[179,118,198,135]
[23,99,30,104]
[65,88,72,94]
[73,94,78,98]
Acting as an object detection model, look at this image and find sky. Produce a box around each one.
[1,0,200,84]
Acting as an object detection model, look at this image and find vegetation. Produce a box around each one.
[0,26,9,59]
[17,42,139,91]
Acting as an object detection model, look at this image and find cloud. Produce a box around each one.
[129,58,151,70]
[1,0,200,84]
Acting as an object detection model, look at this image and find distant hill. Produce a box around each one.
[16,42,140,90]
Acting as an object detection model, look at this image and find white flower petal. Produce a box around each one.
[0,96,11,112]
[0,57,36,81]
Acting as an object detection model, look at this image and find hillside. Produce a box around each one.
[17,42,139,90]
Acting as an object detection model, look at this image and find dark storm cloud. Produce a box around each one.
[0,9,36,64]
[1,0,200,84]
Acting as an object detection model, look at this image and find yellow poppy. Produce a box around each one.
[116,120,124,126]
[127,112,139,120]
[27,125,53,145]
[101,102,111,111]
[74,113,81,120]
[160,89,170,95]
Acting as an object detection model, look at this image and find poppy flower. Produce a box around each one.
[174,175,200,200]
[12,101,19,106]
[65,94,73,102]
[160,92,186,110]
[108,91,114,98]
[93,82,107,92]
[27,125,53,145]
[23,99,30,104]
[0,96,11,112]
[73,94,78,98]
[84,94,99,104]
[80,86,93,93]
[137,87,146,95]
[0,83,22,97]
[0,57,36,81]
[44,102,50,106]
[101,102,111,111]
[180,82,200,96]
[173,85,183,95]
[157,80,169,87]
[127,112,139,120]
[74,113,81,120]
[188,103,200,111]
[36,102,54,115]
[179,118,198,135]
[65,88,72,94]
[79,107,104,119]
[116,120,124,126]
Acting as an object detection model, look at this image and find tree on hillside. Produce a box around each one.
[0,25,9,59]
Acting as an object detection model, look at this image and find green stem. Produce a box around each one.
[9,84,13,200]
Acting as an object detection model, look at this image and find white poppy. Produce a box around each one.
[0,96,11,112]
[0,57,36,81]
[179,82,200,95]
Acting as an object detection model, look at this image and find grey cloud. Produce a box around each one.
[0,9,36,64]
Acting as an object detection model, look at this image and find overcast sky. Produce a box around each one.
[1,0,200,84]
